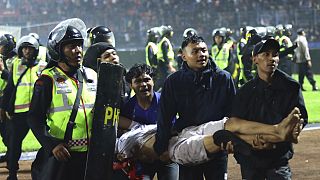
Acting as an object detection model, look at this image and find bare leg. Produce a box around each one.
[225,107,301,142]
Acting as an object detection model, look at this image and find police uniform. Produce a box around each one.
[145,41,158,68]
[1,57,42,178]
[278,35,294,76]
[28,66,97,179]
[155,36,174,90]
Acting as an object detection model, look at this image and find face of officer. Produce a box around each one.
[130,73,154,99]
[99,48,119,65]
[62,40,83,68]
[253,48,279,79]
[214,36,223,45]
[182,41,209,71]
[22,46,35,60]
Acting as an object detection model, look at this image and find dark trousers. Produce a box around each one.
[7,112,30,172]
[240,164,291,180]
[141,161,179,180]
[298,62,316,87]
[59,151,87,180]
[179,155,227,180]
[0,120,9,146]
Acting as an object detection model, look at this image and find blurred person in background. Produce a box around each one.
[0,33,17,164]
[155,25,176,91]
[145,27,159,69]
[294,28,318,91]
[1,35,42,180]
[83,25,115,71]
[275,24,295,76]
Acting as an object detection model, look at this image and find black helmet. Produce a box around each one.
[183,28,198,39]
[47,25,84,62]
[147,27,159,43]
[16,35,39,59]
[89,26,115,47]
[0,34,16,57]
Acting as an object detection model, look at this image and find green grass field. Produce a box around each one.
[0,74,319,153]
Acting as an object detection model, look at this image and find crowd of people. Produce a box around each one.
[1,0,320,48]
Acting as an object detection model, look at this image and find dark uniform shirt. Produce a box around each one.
[154,59,236,155]
[231,69,308,168]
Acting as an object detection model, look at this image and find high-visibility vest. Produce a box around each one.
[12,58,41,113]
[0,78,6,97]
[0,56,16,97]
[279,35,293,58]
[145,42,158,68]
[211,43,230,69]
[42,67,97,152]
[157,37,174,63]
[237,38,247,81]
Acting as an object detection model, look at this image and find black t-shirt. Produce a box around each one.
[231,69,308,168]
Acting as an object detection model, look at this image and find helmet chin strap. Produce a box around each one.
[62,55,80,73]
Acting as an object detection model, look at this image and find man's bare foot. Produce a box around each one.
[292,120,303,144]
[277,107,301,141]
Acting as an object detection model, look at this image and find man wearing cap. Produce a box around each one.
[294,28,318,91]
[230,38,308,179]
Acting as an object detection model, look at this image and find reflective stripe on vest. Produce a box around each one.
[279,35,293,58]
[211,44,230,69]
[12,58,40,113]
[42,67,97,152]
[145,42,158,67]
[157,37,174,62]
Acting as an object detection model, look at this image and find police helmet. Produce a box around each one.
[275,24,284,36]
[266,26,276,37]
[29,33,40,42]
[0,34,16,56]
[159,25,173,37]
[284,24,293,36]
[147,27,159,43]
[47,25,83,62]
[183,28,198,39]
[16,35,39,59]
[245,29,257,41]
[212,28,226,38]
[89,26,115,47]
[47,18,86,62]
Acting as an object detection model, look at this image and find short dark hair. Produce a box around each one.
[125,63,155,83]
[181,34,205,50]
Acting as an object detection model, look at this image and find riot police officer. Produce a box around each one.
[211,28,239,85]
[83,25,115,70]
[155,25,176,91]
[278,24,295,76]
[0,33,16,164]
[28,18,97,180]
[145,27,159,68]
[0,35,42,180]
